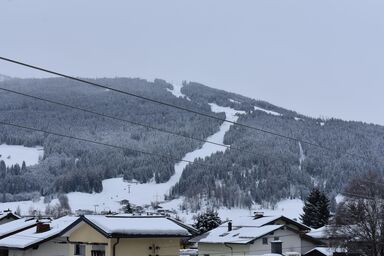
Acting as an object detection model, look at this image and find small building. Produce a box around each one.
[0,216,79,256]
[63,215,197,256]
[191,214,322,256]
[304,247,347,256]
[0,211,20,225]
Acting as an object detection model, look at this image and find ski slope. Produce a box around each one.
[0,144,44,167]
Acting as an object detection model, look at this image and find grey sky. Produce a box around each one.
[1,0,383,125]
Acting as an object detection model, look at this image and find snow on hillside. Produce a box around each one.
[0,144,44,167]
[167,82,191,100]
[253,106,282,116]
[0,103,248,216]
[298,142,305,171]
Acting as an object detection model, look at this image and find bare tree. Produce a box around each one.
[331,171,384,256]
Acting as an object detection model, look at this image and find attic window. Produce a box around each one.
[262,237,268,245]
[219,232,229,237]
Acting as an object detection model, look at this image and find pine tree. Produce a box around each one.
[193,209,222,233]
[300,187,330,229]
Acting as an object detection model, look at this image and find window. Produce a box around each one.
[91,245,105,256]
[74,244,85,256]
[274,236,280,241]
[262,237,268,244]
[91,251,105,256]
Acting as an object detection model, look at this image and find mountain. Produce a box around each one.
[0,77,383,213]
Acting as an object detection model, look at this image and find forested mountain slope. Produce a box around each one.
[0,77,383,209]
[0,77,222,201]
[171,82,384,209]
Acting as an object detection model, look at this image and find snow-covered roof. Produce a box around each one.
[0,211,20,221]
[215,215,309,231]
[80,215,192,237]
[307,226,328,239]
[0,216,78,249]
[305,247,346,256]
[0,218,37,238]
[190,224,283,244]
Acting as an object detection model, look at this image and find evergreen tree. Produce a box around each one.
[193,209,222,233]
[300,187,330,229]
[0,160,6,178]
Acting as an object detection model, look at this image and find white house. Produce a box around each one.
[191,214,322,256]
[0,216,79,256]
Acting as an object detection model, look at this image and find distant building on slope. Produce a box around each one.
[190,213,323,256]
[0,211,20,225]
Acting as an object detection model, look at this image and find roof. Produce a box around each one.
[214,215,310,231]
[191,215,312,245]
[77,215,193,238]
[0,216,79,250]
[0,211,20,221]
[0,218,37,239]
[305,247,346,256]
[190,224,283,244]
[308,226,328,239]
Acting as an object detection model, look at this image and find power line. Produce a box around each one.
[0,86,258,157]
[0,120,216,168]
[0,56,366,160]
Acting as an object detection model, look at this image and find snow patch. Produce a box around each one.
[253,106,282,116]
[0,144,44,167]
[294,117,303,121]
[167,82,191,101]
[229,98,241,104]
[298,142,305,171]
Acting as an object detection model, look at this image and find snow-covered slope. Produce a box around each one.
[0,83,304,222]
[0,144,44,167]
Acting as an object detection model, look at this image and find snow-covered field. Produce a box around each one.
[0,144,44,167]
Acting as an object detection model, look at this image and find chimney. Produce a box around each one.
[227,221,232,232]
[271,240,282,255]
[36,222,50,233]
[253,211,264,219]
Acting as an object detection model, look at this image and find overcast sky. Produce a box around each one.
[1,0,383,125]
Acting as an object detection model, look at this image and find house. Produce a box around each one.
[0,218,37,239]
[0,211,20,225]
[0,217,41,256]
[191,214,322,256]
[304,247,347,256]
[0,216,79,256]
[62,215,197,256]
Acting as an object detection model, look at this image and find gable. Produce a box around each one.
[68,222,108,244]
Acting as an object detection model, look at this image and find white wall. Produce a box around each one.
[198,227,311,256]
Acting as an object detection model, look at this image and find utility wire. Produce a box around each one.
[0,56,366,160]
[0,86,258,156]
[0,120,218,168]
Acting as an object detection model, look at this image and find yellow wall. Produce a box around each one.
[116,237,181,256]
[68,222,182,256]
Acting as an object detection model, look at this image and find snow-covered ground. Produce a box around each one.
[167,82,191,100]
[0,144,44,167]
[253,106,282,116]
